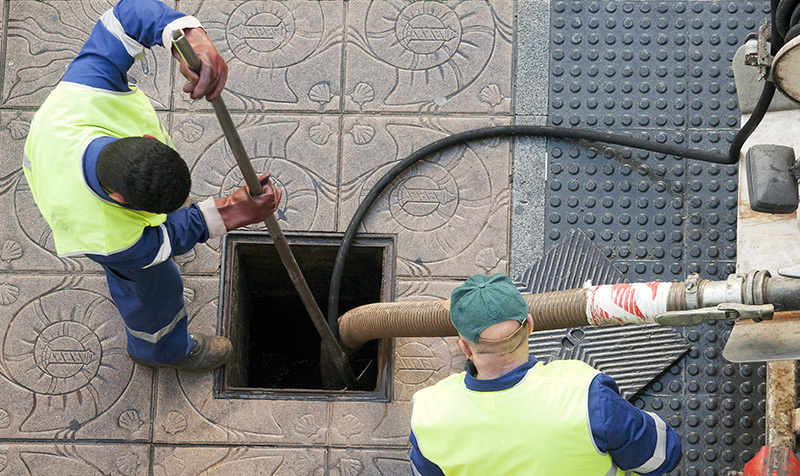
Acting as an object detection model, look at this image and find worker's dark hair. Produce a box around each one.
[97,137,191,214]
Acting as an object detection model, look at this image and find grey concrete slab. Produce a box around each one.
[175,0,344,112]
[0,274,153,441]
[329,448,414,476]
[516,0,551,116]
[0,443,150,476]
[344,1,514,114]
[510,115,547,279]
[3,1,174,109]
[152,446,326,475]
[172,112,339,240]
[340,116,512,278]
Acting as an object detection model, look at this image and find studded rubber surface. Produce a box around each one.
[545,1,770,473]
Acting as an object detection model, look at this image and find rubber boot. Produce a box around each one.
[131,334,231,372]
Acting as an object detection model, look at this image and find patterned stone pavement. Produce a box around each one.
[0,0,777,474]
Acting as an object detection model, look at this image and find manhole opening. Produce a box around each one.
[217,231,395,400]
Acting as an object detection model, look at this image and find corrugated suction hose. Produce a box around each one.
[340,288,594,352]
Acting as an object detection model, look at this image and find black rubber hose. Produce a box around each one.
[775,0,798,40]
[728,0,782,164]
[326,124,731,337]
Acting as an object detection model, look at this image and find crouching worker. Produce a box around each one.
[409,273,682,475]
[22,0,281,372]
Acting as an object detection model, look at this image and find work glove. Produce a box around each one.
[215,174,282,231]
[172,27,228,101]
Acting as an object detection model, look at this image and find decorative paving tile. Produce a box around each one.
[344,1,514,114]
[0,443,150,476]
[152,446,326,476]
[329,401,411,447]
[176,0,344,113]
[340,117,511,278]
[3,1,174,109]
[329,448,413,476]
[0,275,153,441]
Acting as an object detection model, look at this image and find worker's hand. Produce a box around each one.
[172,27,228,101]
[215,174,282,231]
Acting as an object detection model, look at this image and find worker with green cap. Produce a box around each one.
[409,273,682,475]
[23,0,281,372]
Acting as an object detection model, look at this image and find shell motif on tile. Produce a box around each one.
[309,122,333,145]
[309,82,334,106]
[0,241,22,264]
[0,283,19,306]
[179,121,204,143]
[118,409,143,433]
[349,123,375,145]
[336,414,364,439]
[116,451,142,476]
[337,457,364,476]
[0,409,8,429]
[162,411,187,435]
[479,84,504,108]
[7,116,30,140]
[475,247,501,272]
[351,82,375,108]
[0,451,6,472]
[182,288,195,306]
[294,414,319,437]
[174,249,196,267]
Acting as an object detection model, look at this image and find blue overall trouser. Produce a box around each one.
[103,260,193,364]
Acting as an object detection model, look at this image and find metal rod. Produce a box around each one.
[172,31,355,389]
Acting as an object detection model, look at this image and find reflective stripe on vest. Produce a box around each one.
[411,360,637,476]
[23,82,170,256]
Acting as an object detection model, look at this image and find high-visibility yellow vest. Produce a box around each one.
[23,82,171,256]
[411,360,636,476]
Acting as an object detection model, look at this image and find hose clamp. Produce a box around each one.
[685,273,701,309]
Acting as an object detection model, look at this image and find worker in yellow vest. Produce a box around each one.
[410,274,682,475]
[23,0,280,372]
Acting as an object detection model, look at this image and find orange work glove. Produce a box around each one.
[171,27,228,101]
[215,174,282,231]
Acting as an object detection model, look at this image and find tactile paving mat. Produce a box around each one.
[517,230,690,400]
[543,2,769,473]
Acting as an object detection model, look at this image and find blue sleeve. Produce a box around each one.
[409,430,445,476]
[62,0,186,91]
[113,0,185,47]
[588,374,682,476]
[86,205,211,270]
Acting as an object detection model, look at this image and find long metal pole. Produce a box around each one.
[172,32,355,389]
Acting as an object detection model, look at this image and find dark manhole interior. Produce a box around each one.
[218,232,394,400]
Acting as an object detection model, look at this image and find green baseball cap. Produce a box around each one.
[449,273,528,343]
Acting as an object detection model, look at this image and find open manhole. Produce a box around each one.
[216,231,395,401]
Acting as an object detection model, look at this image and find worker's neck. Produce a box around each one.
[472,353,528,380]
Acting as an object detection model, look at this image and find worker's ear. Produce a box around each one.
[108,191,126,204]
[142,134,158,140]
[526,314,534,334]
[457,337,473,359]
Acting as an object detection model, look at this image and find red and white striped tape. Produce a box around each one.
[585,282,672,326]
